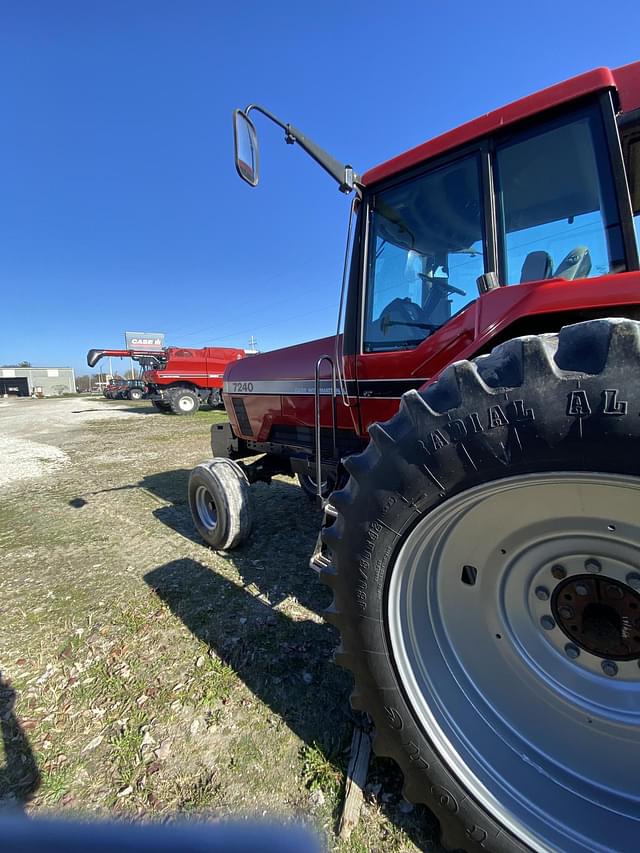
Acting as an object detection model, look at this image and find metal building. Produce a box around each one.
[0,366,76,397]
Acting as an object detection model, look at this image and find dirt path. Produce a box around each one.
[0,397,438,852]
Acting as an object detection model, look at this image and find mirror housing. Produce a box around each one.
[233,110,259,187]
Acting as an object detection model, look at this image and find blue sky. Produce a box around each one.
[1,0,639,374]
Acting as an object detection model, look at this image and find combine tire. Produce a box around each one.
[297,470,336,500]
[128,387,143,401]
[322,319,640,853]
[151,400,171,412]
[207,390,222,409]
[188,459,252,549]
[168,388,200,415]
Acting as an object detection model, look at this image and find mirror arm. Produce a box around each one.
[245,104,358,194]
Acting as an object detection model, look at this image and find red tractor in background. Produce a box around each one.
[87,345,248,414]
[189,63,640,852]
[103,378,128,399]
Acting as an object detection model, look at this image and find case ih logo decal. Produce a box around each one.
[131,337,162,346]
[124,331,165,351]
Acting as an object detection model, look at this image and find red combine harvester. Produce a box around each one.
[87,345,247,414]
[190,64,640,852]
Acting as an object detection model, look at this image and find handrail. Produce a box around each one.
[335,200,356,407]
[314,355,337,504]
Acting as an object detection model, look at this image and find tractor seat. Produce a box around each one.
[520,251,553,283]
[553,246,592,280]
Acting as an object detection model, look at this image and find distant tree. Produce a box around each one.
[18,361,32,367]
[75,375,92,392]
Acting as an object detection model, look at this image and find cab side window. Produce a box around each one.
[621,118,640,243]
[495,108,626,284]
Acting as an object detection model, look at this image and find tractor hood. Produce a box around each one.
[223,335,337,392]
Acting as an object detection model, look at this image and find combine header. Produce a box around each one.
[189,64,640,852]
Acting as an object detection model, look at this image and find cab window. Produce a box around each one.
[621,118,640,242]
[363,154,485,353]
[495,106,625,284]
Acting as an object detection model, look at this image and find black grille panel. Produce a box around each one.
[232,396,253,437]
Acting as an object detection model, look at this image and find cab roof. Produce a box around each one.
[362,62,640,187]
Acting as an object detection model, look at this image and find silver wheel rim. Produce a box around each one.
[178,395,195,411]
[195,485,217,531]
[387,472,640,853]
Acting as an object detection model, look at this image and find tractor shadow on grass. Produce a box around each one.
[143,559,439,849]
[69,467,329,614]
[0,675,40,812]
[144,469,328,614]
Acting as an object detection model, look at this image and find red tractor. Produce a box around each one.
[103,378,128,399]
[190,64,640,852]
[87,345,247,413]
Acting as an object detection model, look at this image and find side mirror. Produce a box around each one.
[233,110,259,187]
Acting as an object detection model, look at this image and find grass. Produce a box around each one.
[300,742,344,798]
[111,710,148,790]
[0,398,438,851]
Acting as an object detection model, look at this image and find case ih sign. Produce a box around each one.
[124,331,165,351]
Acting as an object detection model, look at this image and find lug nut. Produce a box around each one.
[551,565,566,580]
[601,660,618,677]
[626,573,640,591]
[606,584,624,600]
[565,644,580,659]
[558,605,574,619]
[585,558,602,573]
[541,615,555,630]
[575,583,589,596]
[535,586,550,601]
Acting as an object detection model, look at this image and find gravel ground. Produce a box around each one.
[0,396,440,852]
[0,397,137,487]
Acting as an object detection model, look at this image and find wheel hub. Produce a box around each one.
[551,574,640,660]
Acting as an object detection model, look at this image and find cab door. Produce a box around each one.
[355,151,488,433]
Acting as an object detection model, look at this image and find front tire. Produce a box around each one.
[128,387,143,401]
[188,459,252,550]
[322,319,640,853]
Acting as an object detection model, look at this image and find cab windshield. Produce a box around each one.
[363,154,485,353]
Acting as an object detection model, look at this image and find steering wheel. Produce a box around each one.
[379,298,440,337]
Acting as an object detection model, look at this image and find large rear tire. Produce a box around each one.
[322,319,640,853]
[188,459,252,550]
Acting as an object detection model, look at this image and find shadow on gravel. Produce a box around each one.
[144,559,439,849]
[0,675,40,811]
[70,406,158,415]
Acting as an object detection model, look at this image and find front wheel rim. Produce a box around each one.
[178,395,195,411]
[387,472,640,853]
[195,485,217,531]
